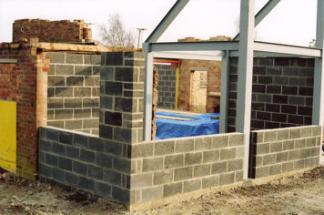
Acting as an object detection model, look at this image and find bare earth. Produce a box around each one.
[1,167,324,215]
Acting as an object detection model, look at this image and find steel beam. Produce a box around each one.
[254,41,321,57]
[143,49,154,141]
[234,0,281,40]
[313,0,324,164]
[152,51,222,61]
[220,51,229,133]
[230,50,316,58]
[145,0,190,43]
[150,41,239,52]
[236,0,255,180]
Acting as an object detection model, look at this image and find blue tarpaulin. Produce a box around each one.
[156,111,220,140]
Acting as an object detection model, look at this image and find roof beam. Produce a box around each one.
[145,0,190,43]
[150,41,239,52]
[152,51,222,61]
[254,41,321,57]
[234,0,281,40]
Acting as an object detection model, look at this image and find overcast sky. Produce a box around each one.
[0,0,317,46]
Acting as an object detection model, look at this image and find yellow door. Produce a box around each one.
[0,100,16,173]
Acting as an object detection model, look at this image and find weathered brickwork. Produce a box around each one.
[228,57,314,132]
[38,127,131,202]
[13,19,92,43]
[250,125,321,178]
[129,133,244,204]
[47,52,100,135]
[156,64,176,109]
[0,42,48,179]
[99,52,144,144]
[179,59,221,113]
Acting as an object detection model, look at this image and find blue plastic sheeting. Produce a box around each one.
[156,111,220,140]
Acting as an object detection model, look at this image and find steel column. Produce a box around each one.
[143,45,154,141]
[236,0,255,179]
[313,0,324,164]
[220,51,229,133]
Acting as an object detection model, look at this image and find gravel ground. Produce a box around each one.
[0,167,324,215]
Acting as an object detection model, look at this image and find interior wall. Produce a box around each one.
[178,59,221,113]
[227,57,314,132]
[156,64,176,110]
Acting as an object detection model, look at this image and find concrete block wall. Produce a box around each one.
[250,125,321,178]
[47,52,100,135]
[129,133,244,204]
[99,52,144,144]
[156,64,176,110]
[38,127,131,202]
[228,57,314,132]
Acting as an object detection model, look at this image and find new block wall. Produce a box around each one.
[99,52,144,144]
[47,52,100,135]
[250,125,321,178]
[38,127,131,202]
[228,58,314,132]
[156,64,176,110]
[129,133,244,204]
[0,43,48,179]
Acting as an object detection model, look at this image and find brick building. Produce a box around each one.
[0,19,108,179]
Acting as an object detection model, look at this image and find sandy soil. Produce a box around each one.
[1,167,324,215]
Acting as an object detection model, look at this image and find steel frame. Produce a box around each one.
[144,0,324,175]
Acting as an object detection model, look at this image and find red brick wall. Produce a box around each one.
[0,43,47,179]
[178,60,221,113]
[13,19,92,43]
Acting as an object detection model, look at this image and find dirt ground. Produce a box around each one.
[1,167,324,215]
